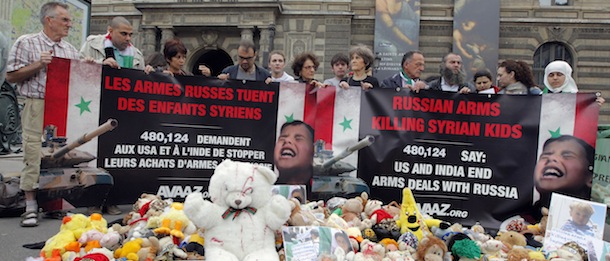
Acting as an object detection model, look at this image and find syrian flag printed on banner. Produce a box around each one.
[276,82,362,170]
[44,58,103,161]
[276,81,317,129]
[537,93,599,153]
[314,86,362,169]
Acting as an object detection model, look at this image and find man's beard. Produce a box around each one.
[441,66,466,86]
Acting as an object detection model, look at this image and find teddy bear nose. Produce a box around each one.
[235,199,242,206]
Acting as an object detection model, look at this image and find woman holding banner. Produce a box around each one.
[543,60,605,105]
[497,60,541,95]
[291,51,326,89]
[163,38,192,76]
[339,44,380,90]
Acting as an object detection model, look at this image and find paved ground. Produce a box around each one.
[0,152,131,260]
[0,205,130,260]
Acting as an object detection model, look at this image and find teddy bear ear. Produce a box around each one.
[255,164,279,184]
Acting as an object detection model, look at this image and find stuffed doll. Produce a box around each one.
[184,159,291,261]
[114,238,144,261]
[450,239,481,261]
[479,239,503,261]
[496,231,526,253]
[506,248,530,261]
[42,214,91,259]
[287,198,321,226]
[341,196,365,224]
[521,207,549,243]
[414,236,447,261]
[148,202,196,241]
[549,241,588,261]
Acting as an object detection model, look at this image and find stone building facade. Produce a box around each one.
[90,0,610,122]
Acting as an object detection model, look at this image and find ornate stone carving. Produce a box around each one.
[201,30,219,47]
[548,26,565,41]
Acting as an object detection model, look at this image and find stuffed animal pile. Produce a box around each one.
[29,160,598,261]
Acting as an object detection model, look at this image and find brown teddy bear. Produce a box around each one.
[496,231,527,254]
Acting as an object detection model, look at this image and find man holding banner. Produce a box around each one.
[80,16,144,70]
[427,53,475,94]
[6,1,81,227]
[380,50,427,92]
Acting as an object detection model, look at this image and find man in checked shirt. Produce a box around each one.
[6,1,81,227]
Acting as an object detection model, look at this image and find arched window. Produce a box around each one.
[533,41,573,87]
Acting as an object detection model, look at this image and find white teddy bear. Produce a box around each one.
[184,159,292,261]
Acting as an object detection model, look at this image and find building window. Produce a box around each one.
[533,42,573,87]
[539,0,571,6]
[554,0,569,6]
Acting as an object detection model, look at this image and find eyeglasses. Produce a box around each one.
[303,65,317,71]
[238,55,255,61]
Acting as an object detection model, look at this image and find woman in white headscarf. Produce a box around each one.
[543,60,604,105]
[543,60,577,93]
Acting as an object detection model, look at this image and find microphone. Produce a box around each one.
[104,47,115,59]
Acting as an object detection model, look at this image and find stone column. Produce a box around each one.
[259,27,271,68]
[240,28,253,42]
[141,27,157,57]
[160,27,175,50]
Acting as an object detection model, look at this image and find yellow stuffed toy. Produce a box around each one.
[396,188,427,240]
[115,237,144,261]
[148,202,196,241]
[41,214,91,259]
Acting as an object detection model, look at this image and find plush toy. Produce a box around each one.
[114,238,143,261]
[287,198,321,226]
[182,233,205,260]
[450,239,481,261]
[42,214,91,259]
[100,224,125,250]
[396,188,427,240]
[382,201,401,218]
[466,223,491,243]
[341,195,365,224]
[354,239,386,260]
[136,236,159,261]
[63,214,91,240]
[73,248,114,261]
[148,202,196,241]
[506,248,530,261]
[184,159,291,261]
[302,199,329,220]
[129,193,169,221]
[496,231,526,254]
[549,241,588,261]
[479,239,503,260]
[156,235,188,260]
[77,229,105,253]
[125,212,154,240]
[365,197,394,225]
[521,207,549,243]
[505,217,527,233]
[87,213,108,234]
[414,236,447,261]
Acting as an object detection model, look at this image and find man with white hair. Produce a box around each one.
[6,1,81,227]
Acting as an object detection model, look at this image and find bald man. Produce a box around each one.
[80,16,144,69]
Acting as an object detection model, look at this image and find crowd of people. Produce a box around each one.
[4,1,604,228]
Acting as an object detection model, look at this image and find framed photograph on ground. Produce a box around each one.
[543,193,607,258]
